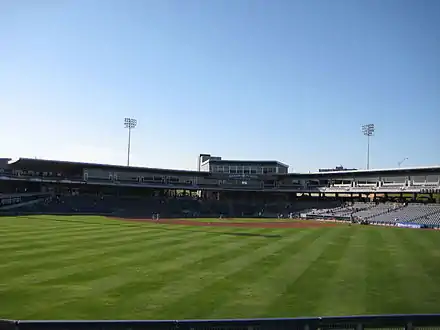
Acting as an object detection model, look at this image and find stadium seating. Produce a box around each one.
[304,202,440,228]
[353,203,396,219]
[366,204,440,224]
[4,193,440,228]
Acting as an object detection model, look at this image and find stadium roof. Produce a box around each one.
[8,158,210,176]
[6,157,440,178]
[204,158,289,168]
[283,165,440,178]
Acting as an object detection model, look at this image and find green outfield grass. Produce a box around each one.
[1,215,440,320]
[177,217,305,223]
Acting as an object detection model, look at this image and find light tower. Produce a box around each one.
[362,124,375,170]
[398,157,408,168]
[124,117,137,166]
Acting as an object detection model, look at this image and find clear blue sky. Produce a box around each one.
[1,0,439,172]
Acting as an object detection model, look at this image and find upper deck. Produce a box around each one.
[2,157,440,193]
[5,157,440,179]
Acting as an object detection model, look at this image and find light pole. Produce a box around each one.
[124,117,137,166]
[398,157,408,168]
[362,124,375,170]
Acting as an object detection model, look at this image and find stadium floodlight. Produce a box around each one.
[362,124,375,170]
[398,157,408,168]
[124,117,137,166]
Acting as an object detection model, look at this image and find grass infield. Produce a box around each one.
[1,215,440,320]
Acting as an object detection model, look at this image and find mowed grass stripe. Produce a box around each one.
[0,222,180,253]
[0,216,154,236]
[36,227,270,286]
[364,227,407,314]
[314,226,368,316]
[1,229,248,318]
[394,229,440,312]
[25,230,308,320]
[1,225,250,287]
[0,224,206,274]
[0,220,137,244]
[0,216,284,243]
[0,221,207,264]
[109,228,321,320]
[189,227,345,319]
[0,216,179,243]
[385,229,435,313]
[261,226,354,318]
[400,228,440,277]
[217,226,360,318]
[0,216,111,231]
[20,227,285,319]
[378,228,428,314]
[0,218,272,262]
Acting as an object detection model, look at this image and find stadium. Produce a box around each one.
[2,0,440,327]
[1,154,440,328]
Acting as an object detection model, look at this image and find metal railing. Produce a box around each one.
[2,315,440,330]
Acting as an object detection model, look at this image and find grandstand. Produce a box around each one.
[302,202,440,228]
[1,157,440,227]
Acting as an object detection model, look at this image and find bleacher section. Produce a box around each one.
[304,202,440,228]
[368,203,440,226]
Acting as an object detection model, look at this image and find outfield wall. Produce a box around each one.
[2,314,440,330]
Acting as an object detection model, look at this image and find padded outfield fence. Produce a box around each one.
[2,315,440,330]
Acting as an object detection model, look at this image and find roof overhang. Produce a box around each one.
[281,166,440,178]
[8,158,209,176]
[207,159,289,168]
[6,157,440,179]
